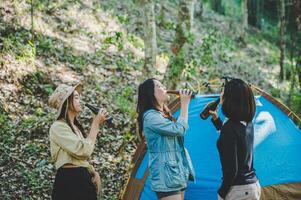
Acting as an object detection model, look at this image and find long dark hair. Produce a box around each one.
[57,92,86,137]
[222,78,256,123]
[137,78,174,140]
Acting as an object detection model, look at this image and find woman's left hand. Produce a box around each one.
[91,171,102,196]
[179,89,193,106]
[209,109,218,120]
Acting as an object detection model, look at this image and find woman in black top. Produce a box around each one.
[209,78,261,200]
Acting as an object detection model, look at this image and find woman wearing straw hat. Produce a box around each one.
[48,83,109,200]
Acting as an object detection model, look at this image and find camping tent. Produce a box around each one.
[121,85,301,200]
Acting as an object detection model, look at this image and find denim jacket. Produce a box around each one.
[143,109,195,192]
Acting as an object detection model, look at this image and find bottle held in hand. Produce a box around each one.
[85,103,113,125]
[200,98,220,120]
[166,90,197,98]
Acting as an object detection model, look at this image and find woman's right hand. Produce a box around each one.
[209,109,218,121]
[180,89,192,106]
[93,108,109,125]
[91,171,102,196]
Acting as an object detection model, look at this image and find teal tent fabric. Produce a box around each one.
[137,95,301,200]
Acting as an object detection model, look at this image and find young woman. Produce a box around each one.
[48,83,109,200]
[209,78,261,200]
[137,78,195,200]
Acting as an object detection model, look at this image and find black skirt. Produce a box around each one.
[52,167,97,200]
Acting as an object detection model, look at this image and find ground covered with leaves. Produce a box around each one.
[0,0,299,200]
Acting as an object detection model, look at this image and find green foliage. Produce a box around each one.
[24,143,42,156]
[127,34,144,49]
[19,113,53,138]
[291,91,301,117]
[0,110,9,130]
[25,0,82,12]
[21,169,40,188]
[122,131,134,142]
[65,54,87,71]
[20,115,39,131]
[113,51,143,71]
[2,31,36,63]
[199,31,218,67]
[36,35,89,72]
[0,109,14,145]
[269,87,281,98]
[36,35,55,53]
[26,0,49,12]
[222,0,241,18]
[20,158,52,191]
[168,50,186,78]
[115,86,136,119]
[0,130,15,147]
[185,32,196,44]
[35,107,46,116]
[166,28,235,86]
[103,31,124,51]
[117,14,129,24]
[116,58,128,71]
[21,71,55,97]
[163,21,177,30]
[261,21,281,44]
[182,59,198,81]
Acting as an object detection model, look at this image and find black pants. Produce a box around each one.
[52,167,97,200]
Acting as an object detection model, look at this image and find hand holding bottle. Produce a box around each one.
[93,108,110,125]
[180,89,193,106]
[200,98,220,120]
[85,103,113,125]
[179,89,192,122]
[209,109,218,121]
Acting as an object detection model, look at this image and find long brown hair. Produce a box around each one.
[57,92,86,137]
[137,78,174,140]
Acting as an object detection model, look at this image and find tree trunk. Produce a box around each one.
[158,1,166,26]
[211,0,223,14]
[240,0,248,42]
[140,0,157,76]
[256,0,263,28]
[297,62,301,90]
[195,0,203,19]
[171,0,194,55]
[165,0,195,89]
[297,50,301,89]
[31,0,34,42]
[248,0,262,28]
[287,34,295,107]
[279,0,285,81]
[248,0,257,27]
[295,0,301,88]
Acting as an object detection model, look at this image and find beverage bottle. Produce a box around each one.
[166,90,197,98]
[200,98,220,120]
[85,103,113,125]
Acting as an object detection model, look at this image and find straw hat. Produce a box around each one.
[48,83,82,119]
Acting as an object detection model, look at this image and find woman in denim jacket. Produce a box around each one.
[137,78,195,200]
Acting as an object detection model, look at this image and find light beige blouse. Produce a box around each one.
[49,120,95,170]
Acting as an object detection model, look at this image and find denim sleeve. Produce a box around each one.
[144,110,188,137]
